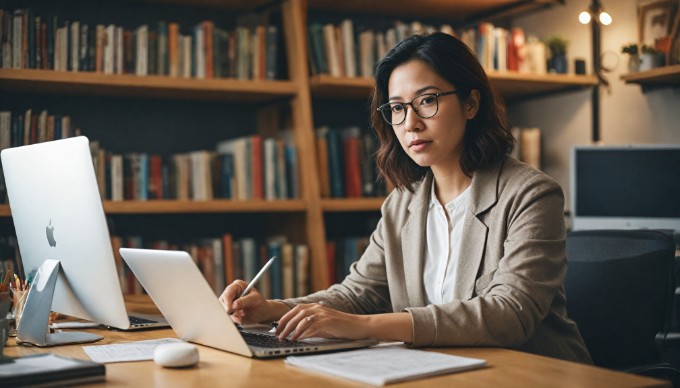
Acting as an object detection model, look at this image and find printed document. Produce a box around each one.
[83,338,183,363]
[285,347,486,386]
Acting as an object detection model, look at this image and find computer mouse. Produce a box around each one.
[153,342,199,368]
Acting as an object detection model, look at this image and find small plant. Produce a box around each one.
[640,44,658,54]
[544,35,568,57]
[621,43,639,56]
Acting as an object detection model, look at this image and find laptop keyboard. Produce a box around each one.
[129,315,159,325]
[240,331,309,348]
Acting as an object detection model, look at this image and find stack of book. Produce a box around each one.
[0,8,280,80]
[111,234,309,299]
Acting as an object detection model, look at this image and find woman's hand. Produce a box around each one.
[275,303,368,341]
[218,280,288,324]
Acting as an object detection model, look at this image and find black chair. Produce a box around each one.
[565,229,680,384]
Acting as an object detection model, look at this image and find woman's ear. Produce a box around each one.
[464,89,480,120]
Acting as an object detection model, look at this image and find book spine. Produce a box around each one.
[265,25,277,79]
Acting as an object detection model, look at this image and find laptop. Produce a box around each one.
[1,136,168,331]
[119,247,379,358]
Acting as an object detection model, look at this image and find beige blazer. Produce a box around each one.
[285,158,592,363]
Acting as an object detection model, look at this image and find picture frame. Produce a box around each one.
[638,0,678,50]
[669,9,680,65]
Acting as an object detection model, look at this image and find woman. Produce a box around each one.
[219,32,592,363]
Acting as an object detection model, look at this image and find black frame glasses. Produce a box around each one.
[377,90,458,126]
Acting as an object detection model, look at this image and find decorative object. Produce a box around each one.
[638,0,678,59]
[639,44,664,71]
[622,43,640,72]
[669,9,680,65]
[574,59,587,74]
[544,35,569,73]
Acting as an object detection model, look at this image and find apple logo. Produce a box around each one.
[46,219,56,247]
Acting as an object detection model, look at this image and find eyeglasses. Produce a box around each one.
[377,90,458,126]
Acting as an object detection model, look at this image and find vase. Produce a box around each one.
[627,56,640,73]
[548,55,567,74]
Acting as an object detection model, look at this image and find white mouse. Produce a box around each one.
[153,342,199,368]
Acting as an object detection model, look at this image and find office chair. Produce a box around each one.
[565,229,680,384]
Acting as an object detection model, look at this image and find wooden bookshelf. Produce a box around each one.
[308,0,560,23]
[1,0,593,293]
[0,200,308,217]
[620,64,680,87]
[0,69,298,102]
[321,198,385,212]
[310,72,597,101]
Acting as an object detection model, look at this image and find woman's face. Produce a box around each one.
[387,59,478,174]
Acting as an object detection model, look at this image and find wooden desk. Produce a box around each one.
[3,296,669,387]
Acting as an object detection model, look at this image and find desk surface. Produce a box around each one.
[3,296,669,388]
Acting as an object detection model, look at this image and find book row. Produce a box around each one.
[111,234,310,300]
[308,18,549,78]
[1,8,279,80]
[325,236,370,287]
[315,126,388,198]
[91,135,300,202]
[0,109,300,202]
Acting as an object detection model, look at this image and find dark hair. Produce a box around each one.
[370,32,514,191]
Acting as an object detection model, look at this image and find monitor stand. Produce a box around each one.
[16,259,103,347]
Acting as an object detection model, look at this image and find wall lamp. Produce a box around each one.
[579,4,612,25]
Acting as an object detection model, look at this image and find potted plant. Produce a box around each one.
[639,44,664,71]
[621,43,640,73]
[544,35,568,73]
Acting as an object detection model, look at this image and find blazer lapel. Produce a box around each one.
[401,173,432,307]
[452,161,502,300]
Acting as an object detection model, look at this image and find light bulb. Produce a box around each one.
[579,11,592,24]
[599,11,612,25]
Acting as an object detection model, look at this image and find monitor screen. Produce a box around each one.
[1,137,131,329]
[570,145,680,232]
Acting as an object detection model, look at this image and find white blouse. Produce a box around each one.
[423,180,470,305]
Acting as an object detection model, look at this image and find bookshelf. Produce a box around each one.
[620,64,680,88]
[1,0,591,294]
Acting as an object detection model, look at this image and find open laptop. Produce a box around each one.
[119,247,379,358]
[1,136,168,331]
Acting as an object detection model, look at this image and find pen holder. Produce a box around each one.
[10,288,29,337]
[0,293,9,356]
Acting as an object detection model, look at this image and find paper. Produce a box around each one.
[285,347,486,386]
[83,338,183,363]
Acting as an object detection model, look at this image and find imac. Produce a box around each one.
[2,137,140,346]
[570,145,680,233]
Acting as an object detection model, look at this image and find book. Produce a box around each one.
[285,347,486,386]
[0,353,105,386]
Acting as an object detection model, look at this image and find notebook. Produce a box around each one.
[285,346,487,386]
[119,248,379,358]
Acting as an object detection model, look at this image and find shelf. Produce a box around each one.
[310,72,597,101]
[620,65,680,87]
[488,71,598,100]
[0,69,298,102]
[308,0,561,23]
[310,75,375,99]
[321,198,385,212]
[0,200,308,217]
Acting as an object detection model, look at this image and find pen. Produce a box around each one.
[229,256,277,314]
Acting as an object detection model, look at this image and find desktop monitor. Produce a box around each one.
[570,145,680,232]
[1,136,130,330]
